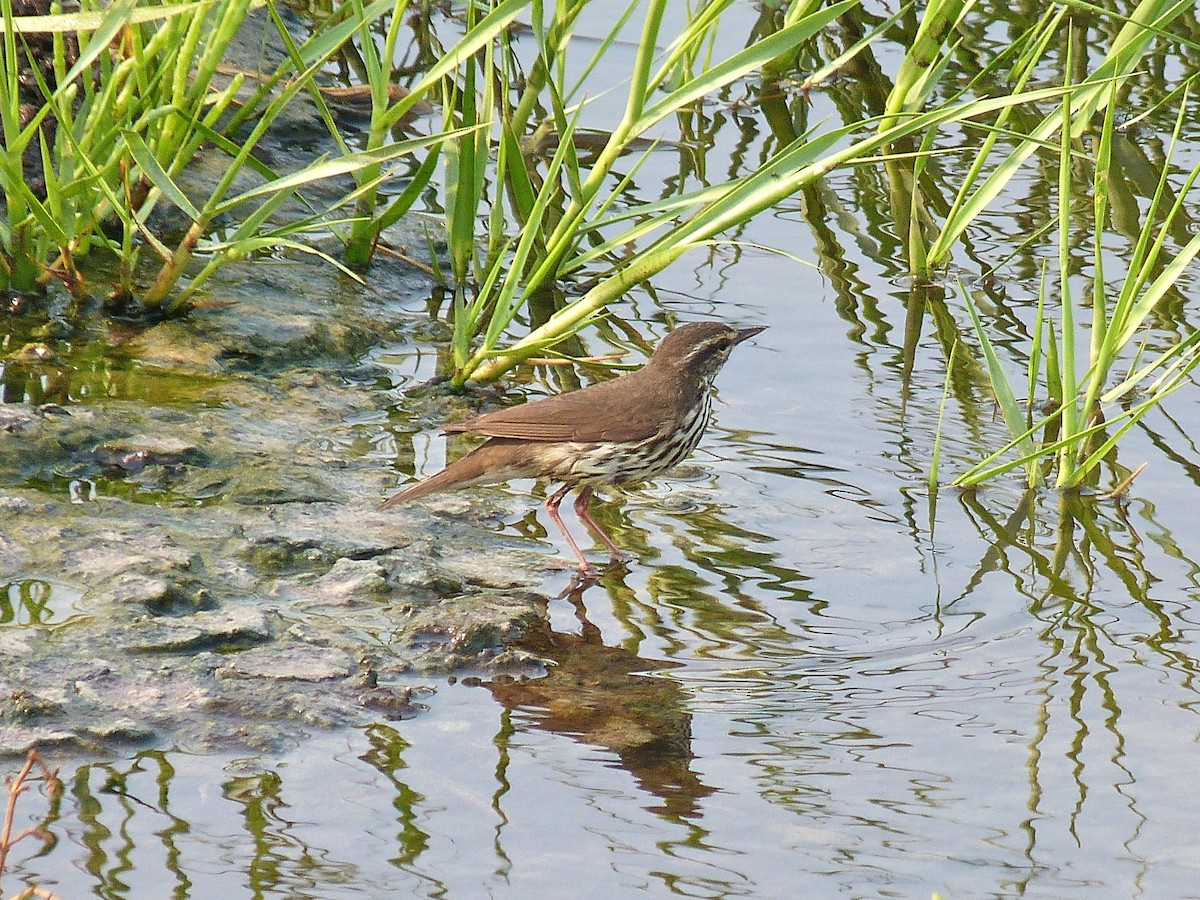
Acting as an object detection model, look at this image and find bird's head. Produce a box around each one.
[649,321,766,385]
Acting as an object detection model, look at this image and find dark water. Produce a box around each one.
[7,3,1200,898]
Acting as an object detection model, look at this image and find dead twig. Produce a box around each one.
[1107,461,1148,500]
[0,749,62,900]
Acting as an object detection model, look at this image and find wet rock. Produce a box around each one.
[218,316,378,372]
[65,663,219,742]
[398,591,543,674]
[124,263,393,376]
[0,633,36,657]
[88,573,177,611]
[216,645,357,681]
[0,407,35,433]
[64,529,196,582]
[6,341,57,363]
[357,685,420,719]
[0,727,80,755]
[83,719,156,743]
[225,465,341,505]
[0,688,63,720]
[119,606,272,653]
[0,435,551,755]
[317,557,391,596]
[123,464,197,497]
[123,320,224,372]
[64,529,212,614]
[79,434,208,471]
[440,545,566,588]
[0,719,155,755]
[290,557,392,604]
[0,533,33,571]
[240,504,407,568]
[0,405,143,477]
[241,535,330,574]
[169,470,231,501]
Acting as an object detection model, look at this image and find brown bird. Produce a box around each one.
[380,321,766,573]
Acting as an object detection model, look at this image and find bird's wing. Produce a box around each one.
[446,371,675,443]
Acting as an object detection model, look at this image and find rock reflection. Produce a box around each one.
[485,590,715,821]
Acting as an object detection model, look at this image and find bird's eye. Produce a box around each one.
[716,338,733,352]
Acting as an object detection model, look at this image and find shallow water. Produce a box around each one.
[6,3,1200,898]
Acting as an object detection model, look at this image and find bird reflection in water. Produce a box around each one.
[485,585,715,821]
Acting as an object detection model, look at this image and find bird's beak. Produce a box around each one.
[734,325,767,345]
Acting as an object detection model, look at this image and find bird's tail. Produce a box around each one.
[378,441,520,510]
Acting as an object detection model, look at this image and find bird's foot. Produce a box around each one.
[554,553,631,598]
[585,553,632,577]
[557,566,600,598]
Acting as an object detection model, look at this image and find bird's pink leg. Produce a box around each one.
[545,484,593,573]
[573,486,630,563]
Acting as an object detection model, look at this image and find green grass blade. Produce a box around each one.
[962,285,1039,473]
[122,129,201,221]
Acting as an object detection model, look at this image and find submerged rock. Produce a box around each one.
[122,321,224,372]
